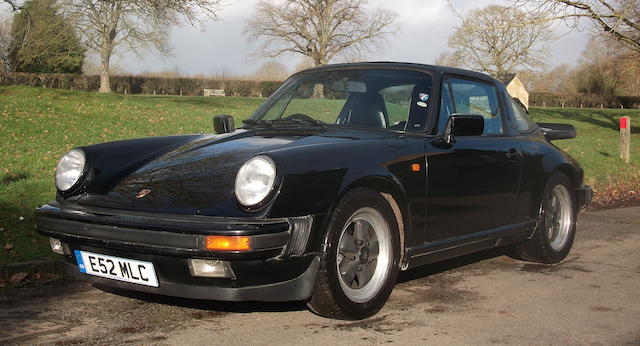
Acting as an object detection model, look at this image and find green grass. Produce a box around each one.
[0,86,638,266]
[529,107,640,190]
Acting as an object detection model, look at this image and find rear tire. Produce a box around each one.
[307,188,400,320]
[511,173,576,264]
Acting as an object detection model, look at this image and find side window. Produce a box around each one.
[510,98,536,132]
[438,82,454,133]
[449,78,504,135]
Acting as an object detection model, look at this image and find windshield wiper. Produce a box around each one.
[277,114,327,128]
[243,115,327,129]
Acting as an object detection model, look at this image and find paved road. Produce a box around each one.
[2,206,639,345]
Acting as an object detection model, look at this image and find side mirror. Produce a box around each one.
[537,123,576,141]
[443,114,485,144]
[213,115,235,134]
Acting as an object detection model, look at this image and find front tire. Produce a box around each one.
[307,188,400,320]
[511,173,576,264]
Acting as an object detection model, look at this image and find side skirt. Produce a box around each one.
[402,220,536,270]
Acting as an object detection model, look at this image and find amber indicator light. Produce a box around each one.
[205,235,251,251]
[410,164,421,172]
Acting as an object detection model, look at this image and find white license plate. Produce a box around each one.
[74,250,159,287]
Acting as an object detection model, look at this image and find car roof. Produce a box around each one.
[295,62,503,86]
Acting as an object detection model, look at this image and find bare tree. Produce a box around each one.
[292,57,315,73]
[513,0,640,54]
[252,61,290,81]
[573,34,635,95]
[517,64,577,92]
[245,0,397,67]
[434,51,463,68]
[62,0,224,93]
[448,5,554,75]
[2,0,25,11]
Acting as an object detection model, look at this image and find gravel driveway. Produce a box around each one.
[2,206,639,345]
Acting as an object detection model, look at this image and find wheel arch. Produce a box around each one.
[551,163,580,191]
[530,163,581,220]
[335,175,410,265]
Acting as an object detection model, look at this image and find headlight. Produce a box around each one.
[235,155,277,207]
[55,149,86,191]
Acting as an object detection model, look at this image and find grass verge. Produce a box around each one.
[530,107,640,205]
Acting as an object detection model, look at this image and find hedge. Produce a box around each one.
[531,92,640,109]
[0,72,282,98]
[3,72,639,108]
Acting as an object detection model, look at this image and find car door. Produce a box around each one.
[425,77,523,242]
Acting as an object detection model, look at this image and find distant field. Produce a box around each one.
[1,86,638,265]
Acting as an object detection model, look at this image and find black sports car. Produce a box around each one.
[37,63,592,320]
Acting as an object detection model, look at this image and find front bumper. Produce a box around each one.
[577,185,593,210]
[36,202,320,302]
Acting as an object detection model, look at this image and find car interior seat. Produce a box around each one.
[340,92,388,128]
[405,82,432,131]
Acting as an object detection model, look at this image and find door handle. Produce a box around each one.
[506,148,521,161]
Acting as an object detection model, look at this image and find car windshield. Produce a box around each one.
[247,69,434,132]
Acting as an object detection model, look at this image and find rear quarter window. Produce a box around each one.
[510,98,537,132]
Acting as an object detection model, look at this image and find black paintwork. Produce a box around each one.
[36,62,591,301]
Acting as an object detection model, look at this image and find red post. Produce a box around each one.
[620,117,628,129]
[620,116,631,163]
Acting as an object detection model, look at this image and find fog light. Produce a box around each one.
[49,238,64,255]
[188,259,234,278]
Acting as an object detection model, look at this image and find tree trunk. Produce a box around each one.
[98,46,112,93]
[310,55,326,98]
[312,84,325,99]
[99,70,111,93]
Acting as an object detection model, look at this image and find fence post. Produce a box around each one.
[620,116,631,163]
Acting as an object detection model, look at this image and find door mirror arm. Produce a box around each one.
[437,117,456,146]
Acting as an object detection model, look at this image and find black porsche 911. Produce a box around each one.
[37,63,592,320]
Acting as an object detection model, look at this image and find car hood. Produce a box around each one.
[74,128,383,217]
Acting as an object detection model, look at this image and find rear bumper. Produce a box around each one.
[36,202,321,302]
[577,185,593,210]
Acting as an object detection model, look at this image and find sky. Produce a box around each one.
[3,0,591,76]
